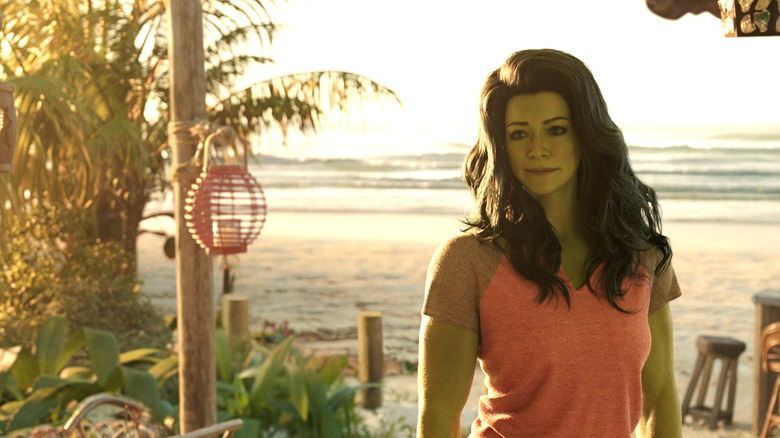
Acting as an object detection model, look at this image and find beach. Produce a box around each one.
[137,210,780,436]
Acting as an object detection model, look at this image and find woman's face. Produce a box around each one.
[504,92,581,205]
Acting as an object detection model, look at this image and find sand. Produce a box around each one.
[137,211,780,437]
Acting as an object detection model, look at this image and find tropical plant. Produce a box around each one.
[0,202,172,351]
[212,329,376,438]
[0,316,177,435]
[0,0,400,269]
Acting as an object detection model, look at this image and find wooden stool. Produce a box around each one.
[681,335,746,430]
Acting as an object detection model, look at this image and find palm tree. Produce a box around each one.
[0,0,399,265]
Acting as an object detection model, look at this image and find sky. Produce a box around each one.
[251,0,779,149]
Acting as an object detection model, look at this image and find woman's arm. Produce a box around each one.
[637,303,682,437]
[417,315,479,438]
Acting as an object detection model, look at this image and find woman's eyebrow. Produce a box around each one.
[543,116,570,124]
[505,116,570,129]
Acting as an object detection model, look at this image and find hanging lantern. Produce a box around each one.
[185,128,267,255]
[0,83,17,174]
[719,0,780,36]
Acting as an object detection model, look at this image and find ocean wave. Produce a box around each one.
[244,138,780,223]
[629,144,780,153]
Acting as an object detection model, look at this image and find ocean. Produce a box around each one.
[250,125,780,225]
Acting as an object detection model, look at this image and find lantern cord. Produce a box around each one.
[203,126,244,169]
[167,119,210,183]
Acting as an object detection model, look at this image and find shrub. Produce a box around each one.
[0,203,171,351]
[0,316,177,435]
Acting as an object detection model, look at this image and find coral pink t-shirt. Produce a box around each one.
[421,234,681,437]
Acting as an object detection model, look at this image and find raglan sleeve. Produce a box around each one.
[647,250,682,315]
[421,234,483,333]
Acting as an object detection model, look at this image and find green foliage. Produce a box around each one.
[0,316,177,435]
[0,203,172,352]
[0,0,400,255]
[213,329,379,438]
[1,316,414,436]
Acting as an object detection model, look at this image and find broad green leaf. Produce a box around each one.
[244,336,293,415]
[2,374,24,401]
[83,327,119,387]
[216,380,246,396]
[121,366,165,419]
[55,328,86,374]
[11,347,38,392]
[0,346,21,399]
[266,399,303,422]
[5,397,60,432]
[35,316,67,375]
[159,400,176,421]
[59,366,92,380]
[233,417,262,438]
[119,348,164,365]
[215,329,233,383]
[1,399,25,419]
[5,386,61,432]
[309,381,343,438]
[31,375,66,390]
[329,385,366,411]
[286,364,308,421]
[317,356,348,386]
[100,366,124,393]
[147,354,178,381]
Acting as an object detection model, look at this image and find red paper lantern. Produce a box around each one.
[185,129,267,255]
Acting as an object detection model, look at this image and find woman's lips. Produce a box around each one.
[526,168,556,175]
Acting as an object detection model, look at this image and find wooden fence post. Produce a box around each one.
[222,294,250,353]
[358,311,383,409]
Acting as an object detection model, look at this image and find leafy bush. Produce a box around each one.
[0,203,171,351]
[0,316,177,435]
[211,328,394,438]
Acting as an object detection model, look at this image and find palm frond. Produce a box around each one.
[209,70,401,139]
[1,0,402,253]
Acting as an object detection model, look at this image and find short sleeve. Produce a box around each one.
[646,250,682,315]
[421,234,503,332]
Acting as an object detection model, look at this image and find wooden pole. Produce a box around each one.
[165,0,215,433]
[358,311,383,409]
[222,294,250,353]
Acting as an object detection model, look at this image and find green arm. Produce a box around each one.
[417,316,479,438]
[638,303,682,437]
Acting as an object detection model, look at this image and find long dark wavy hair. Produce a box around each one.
[463,49,672,311]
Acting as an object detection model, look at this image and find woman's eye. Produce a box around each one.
[549,126,567,135]
[508,130,527,140]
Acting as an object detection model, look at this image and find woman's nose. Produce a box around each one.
[527,135,550,159]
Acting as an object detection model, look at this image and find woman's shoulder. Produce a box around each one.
[434,232,506,260]
[638,242,673,277]
[429,232,506,281]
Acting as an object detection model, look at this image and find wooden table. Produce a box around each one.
[753,291,780,435]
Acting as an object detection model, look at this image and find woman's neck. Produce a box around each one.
[538,192,590,288]
[537,192,582,244]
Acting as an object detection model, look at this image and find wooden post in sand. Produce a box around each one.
[358,311,384,409]
[222,295,250,352]
[166,1,215,433]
